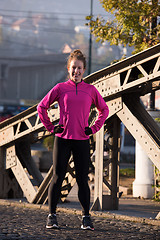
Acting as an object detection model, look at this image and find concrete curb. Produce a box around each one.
[0,199,160,226]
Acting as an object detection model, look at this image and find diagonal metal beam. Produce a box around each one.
[11,153,37,203]
[117,102,160,170]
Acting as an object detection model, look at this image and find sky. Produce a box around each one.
[0,0,107,15]
[0,0,111,26]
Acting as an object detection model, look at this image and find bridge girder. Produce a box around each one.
[0,44,160,209]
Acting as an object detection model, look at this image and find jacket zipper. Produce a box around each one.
[76,83,78,95]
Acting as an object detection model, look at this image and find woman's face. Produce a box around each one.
[68,58,85,83]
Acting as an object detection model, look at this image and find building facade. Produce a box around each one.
[0,53,69,106]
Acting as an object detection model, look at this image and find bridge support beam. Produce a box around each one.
[0,147,23,199]
[91,125,104,211]
[91,116,120,211]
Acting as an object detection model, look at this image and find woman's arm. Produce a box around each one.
[37,84,60,133]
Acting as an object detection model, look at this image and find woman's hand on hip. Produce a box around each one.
[54,124,64,134]
[85,127,92,136]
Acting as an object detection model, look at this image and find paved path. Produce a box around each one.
[66,183,160,220]
[0,200,160,240]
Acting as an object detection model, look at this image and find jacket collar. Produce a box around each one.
[68,79,84,86]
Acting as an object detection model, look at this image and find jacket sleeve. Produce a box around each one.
[90,85,109,134]
[37,84,59,133]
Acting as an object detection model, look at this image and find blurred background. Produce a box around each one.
[0,0,133,114]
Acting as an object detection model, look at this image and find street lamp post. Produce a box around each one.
[88,0,93,75]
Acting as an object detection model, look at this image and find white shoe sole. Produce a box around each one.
[46,224,59,229]
[81,225,94,231]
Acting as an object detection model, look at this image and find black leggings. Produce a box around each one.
[48,136,91,215]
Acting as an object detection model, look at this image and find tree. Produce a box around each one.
[86,0,160,54]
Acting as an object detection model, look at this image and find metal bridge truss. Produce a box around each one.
[0,44,160,211]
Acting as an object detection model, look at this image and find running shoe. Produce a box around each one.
[81,215,94,230]
[46,214,59,229]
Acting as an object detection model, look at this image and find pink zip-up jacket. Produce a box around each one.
[37,79,109,140]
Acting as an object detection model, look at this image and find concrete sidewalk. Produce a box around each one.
[64,195,160,220]
[62,183,160,225]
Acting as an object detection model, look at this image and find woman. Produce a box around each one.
[37,49,109,230]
